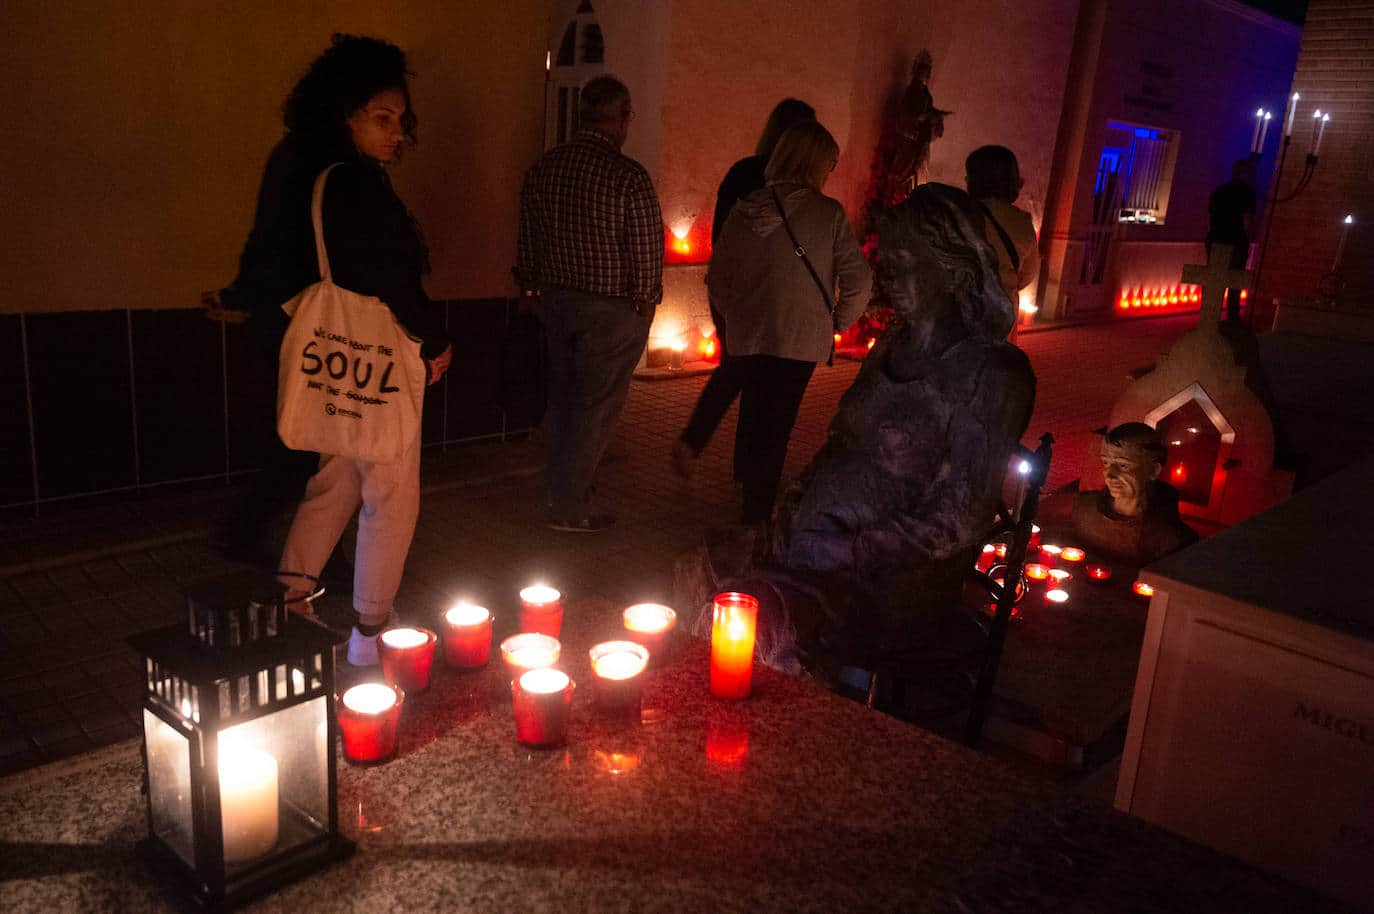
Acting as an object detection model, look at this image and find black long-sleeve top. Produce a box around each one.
[220,133,448,358]
[711,154,768,246]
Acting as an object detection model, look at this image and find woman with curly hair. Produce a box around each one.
[212,34,451,665]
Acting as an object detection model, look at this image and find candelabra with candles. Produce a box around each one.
[1251,92,1332,324]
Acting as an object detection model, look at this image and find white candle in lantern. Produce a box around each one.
[1315,113,1330,156]
[1251,108,1264,153]
[1335,214,1354,270]
[219,746,279,864]
[1286,92,1299,136]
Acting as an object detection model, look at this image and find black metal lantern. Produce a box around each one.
[128,575,353,910]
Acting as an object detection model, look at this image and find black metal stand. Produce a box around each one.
[964,433,1053,748]
[1250,135,1321,329]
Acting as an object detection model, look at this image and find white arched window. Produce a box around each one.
[545,1,607,148]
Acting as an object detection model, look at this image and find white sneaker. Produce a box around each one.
[346,627,380,667]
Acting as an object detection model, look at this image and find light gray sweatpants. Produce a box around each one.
[278,433,421,626]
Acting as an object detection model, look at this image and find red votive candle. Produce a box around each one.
[519,585,564,637]
[1029,524,1042,548]
[443,602,492,669]
[1038,544,1063,566]
[622,603,677,663]
[1086,563,1112,581]
[1048,568,1072,585]
[512,668,574,748]
[378,627,437,694]
[589,640,649,712]
[338,683,403,764]
[500,633,561,683]
[975,544,997,572]
[1060,546,1086,563]
[710,592,759,700]
[1045,588,1070,605]
[1133,580,1155,598]
[1024,563,1050,581]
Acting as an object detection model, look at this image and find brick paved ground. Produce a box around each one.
[0,315,1194,777]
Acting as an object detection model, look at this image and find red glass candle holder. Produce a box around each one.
[519,585,564,637]
[443,603,493,669]
[589,640,649,713]
[500,633,561,683]
[1133,580,1155,598]
[710,592,759,701]
[1059,546,1086,563]
[975,544,997,573]
[1045,588,1069,605]
[1048,568,1072,585]
[1038,544,1063,566]
[512,668,575,748]
[622,603,677,664]
[338,682,404,764]
[1029,524,1042,549]
[1086,563,1112,581]
[378,627,437,694]
[1024,563,1049,581]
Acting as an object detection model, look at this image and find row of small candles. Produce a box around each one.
[334,586,761,762]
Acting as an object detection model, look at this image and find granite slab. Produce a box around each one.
[985,497,1155,752]
[0,598,1352,913]
[1146,456,1374,643]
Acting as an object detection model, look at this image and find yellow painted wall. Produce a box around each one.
[0,0,550,314]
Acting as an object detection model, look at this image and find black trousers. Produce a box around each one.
[680,307,745,478]
[734,354,816,524]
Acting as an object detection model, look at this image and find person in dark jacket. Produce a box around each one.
[673,99,815,481]
[212,34,451,666]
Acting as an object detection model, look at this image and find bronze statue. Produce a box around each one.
[1072,423,1199,566]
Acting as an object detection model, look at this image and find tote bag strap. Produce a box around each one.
[310,163,347,283]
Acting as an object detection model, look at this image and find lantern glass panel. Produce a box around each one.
[144,709,194,867]
[216,695,329,868]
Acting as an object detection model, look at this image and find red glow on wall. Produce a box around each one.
[664,224,709,265]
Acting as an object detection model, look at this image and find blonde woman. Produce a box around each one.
[703,121,872,523]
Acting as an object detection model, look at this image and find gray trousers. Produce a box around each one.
[541,289,652,518]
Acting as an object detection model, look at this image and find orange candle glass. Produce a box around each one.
[709,592,759,700]
[622,603,677,664]
[589,640,649,713]
[337,683,404,764]
[519,585,564,637]
[500,633,561,683]
[1133,580,1155,598]
[512,668,575,748]
[378,627,437,694]
[1060,546,1086,563]
[1024,563,1049,581]
[443,602,493,669]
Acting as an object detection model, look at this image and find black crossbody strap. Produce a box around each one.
[978,201,1020,272]
[770,186,837,366]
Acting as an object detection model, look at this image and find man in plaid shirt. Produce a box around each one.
[515,75,664,533]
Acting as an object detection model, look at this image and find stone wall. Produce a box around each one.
[0,1,550,314]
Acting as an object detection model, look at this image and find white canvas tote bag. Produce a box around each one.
[276,165,425,464]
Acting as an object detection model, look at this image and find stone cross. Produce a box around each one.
[1181,244,1254,325]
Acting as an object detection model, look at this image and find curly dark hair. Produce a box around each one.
[283,34,418,153]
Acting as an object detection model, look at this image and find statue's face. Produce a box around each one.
[1100,441,1160,513]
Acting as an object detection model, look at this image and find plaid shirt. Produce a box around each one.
[515,129,664,306]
